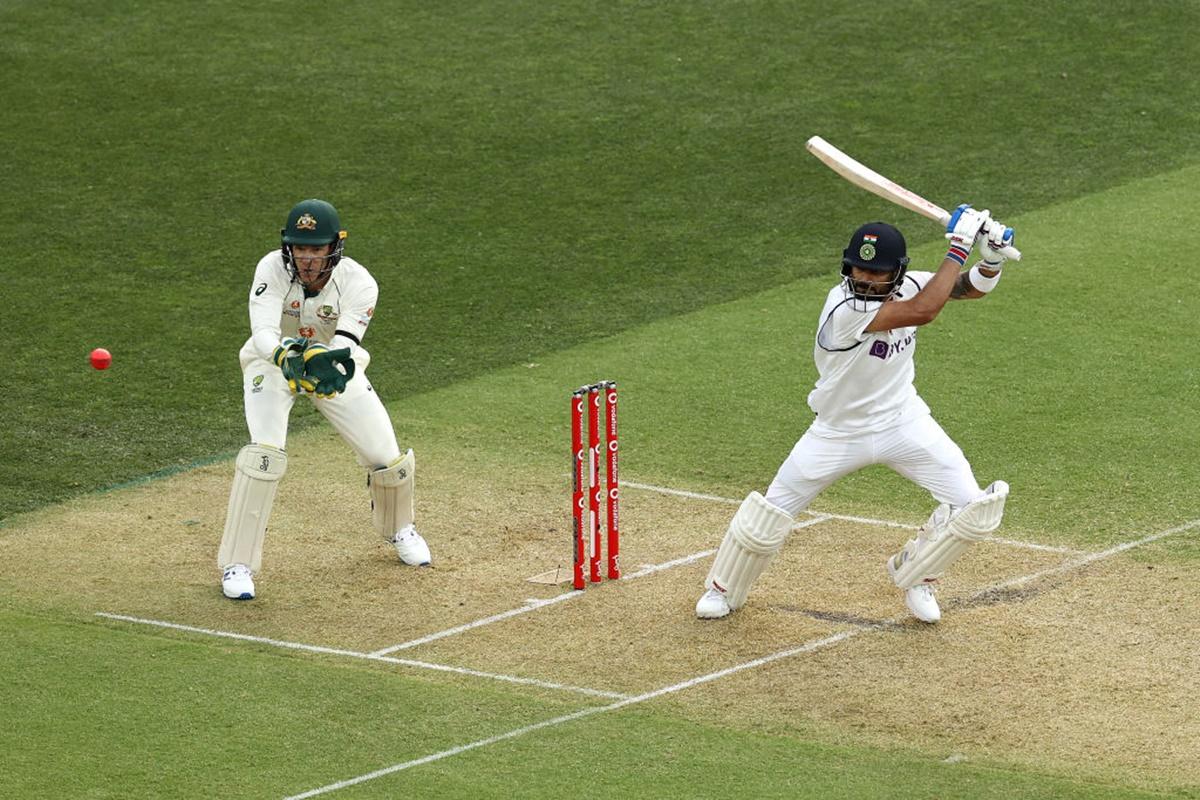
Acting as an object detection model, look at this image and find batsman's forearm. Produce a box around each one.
[910,257,964,317]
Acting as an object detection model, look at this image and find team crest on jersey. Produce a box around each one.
[317,304,336,320]
[252,374,265,393]
[295,213,318,231]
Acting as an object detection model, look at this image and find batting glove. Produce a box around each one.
[944,204,991,265]
[978,218,1015,269]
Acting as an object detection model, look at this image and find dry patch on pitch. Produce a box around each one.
[670,542,1200,792]
[3,426,1197,789]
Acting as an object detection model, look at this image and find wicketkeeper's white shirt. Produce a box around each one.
[807,271,933,436]
[240,251,377,370]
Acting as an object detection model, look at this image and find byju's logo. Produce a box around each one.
[868,333,915,360]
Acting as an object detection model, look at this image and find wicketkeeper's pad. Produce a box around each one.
[705,491,795,610]
[368,449,415,539]
[218,444,287,573]
[887,480,1009,589]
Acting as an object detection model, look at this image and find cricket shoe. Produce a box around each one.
[392,524,432,566]
[695,588,731,619]
[904,582,941,623]
[222,564,255,600]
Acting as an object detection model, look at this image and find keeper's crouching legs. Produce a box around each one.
[696,492,795,618]
[887,480,1009,622]
[368,449,431,566]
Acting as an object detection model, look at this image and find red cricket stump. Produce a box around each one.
[571,389,586,590]
[588,384,602,583]
[604,381,620,579]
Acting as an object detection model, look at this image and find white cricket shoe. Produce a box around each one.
[695,588,731,619]
[905,583,941,623]
[392,524,432,566]
[222,564,255,600]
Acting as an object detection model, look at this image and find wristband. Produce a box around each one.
[968,263,1002,293]
[945,243,971,266]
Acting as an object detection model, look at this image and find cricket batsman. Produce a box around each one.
[696,207,1015,623]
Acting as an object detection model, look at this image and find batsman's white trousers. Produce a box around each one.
[765,413,982,516]
[240,356,401,469]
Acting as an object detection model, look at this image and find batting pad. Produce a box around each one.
[888,480,1009,589]
[705,491,795,610]
[218,444,288,573]
[368,449,414,539]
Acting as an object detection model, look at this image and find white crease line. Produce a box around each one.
[94,613,628,701]
[970,517,1200,597]
[370,517,826,656]
[978,535,1085,555]
[622,481,1099,551]
[284,630,859,800]
[369,593,580,656]
[282,514,1200,799]
[624,480,920,529]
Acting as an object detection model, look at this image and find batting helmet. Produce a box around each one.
[840,221,909,304]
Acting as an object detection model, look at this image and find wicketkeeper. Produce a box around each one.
[696,207,1015,623]
[217,199,431,600]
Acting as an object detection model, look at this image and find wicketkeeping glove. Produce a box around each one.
[302,342,356,398]
[272,337,310,394]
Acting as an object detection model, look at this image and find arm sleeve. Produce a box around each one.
[248,255,290,361]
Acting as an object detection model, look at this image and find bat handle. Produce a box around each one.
[998,244,1022,261]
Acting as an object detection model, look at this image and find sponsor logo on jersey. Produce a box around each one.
[869,332,915,360]
[296,213,318,231]
[290,300,301,309]
[299,326,316,338]
[366,307,374,318]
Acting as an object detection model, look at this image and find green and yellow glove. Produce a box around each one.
[272,337,311,394]
[302,342,356,398]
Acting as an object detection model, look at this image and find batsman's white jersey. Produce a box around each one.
[808,271,933,435]
[237,251,400,469]
[765,271,983,515]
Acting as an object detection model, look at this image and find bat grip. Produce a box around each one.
[998,244,1022,261]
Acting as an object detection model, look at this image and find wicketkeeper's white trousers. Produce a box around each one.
[240,356,401,469]
[765,413,982,516]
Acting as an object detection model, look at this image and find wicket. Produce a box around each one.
[571,381,620,590]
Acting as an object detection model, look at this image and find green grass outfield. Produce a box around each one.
[2,1,1199,798]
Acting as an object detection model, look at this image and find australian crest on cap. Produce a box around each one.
[296,213,318,231]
